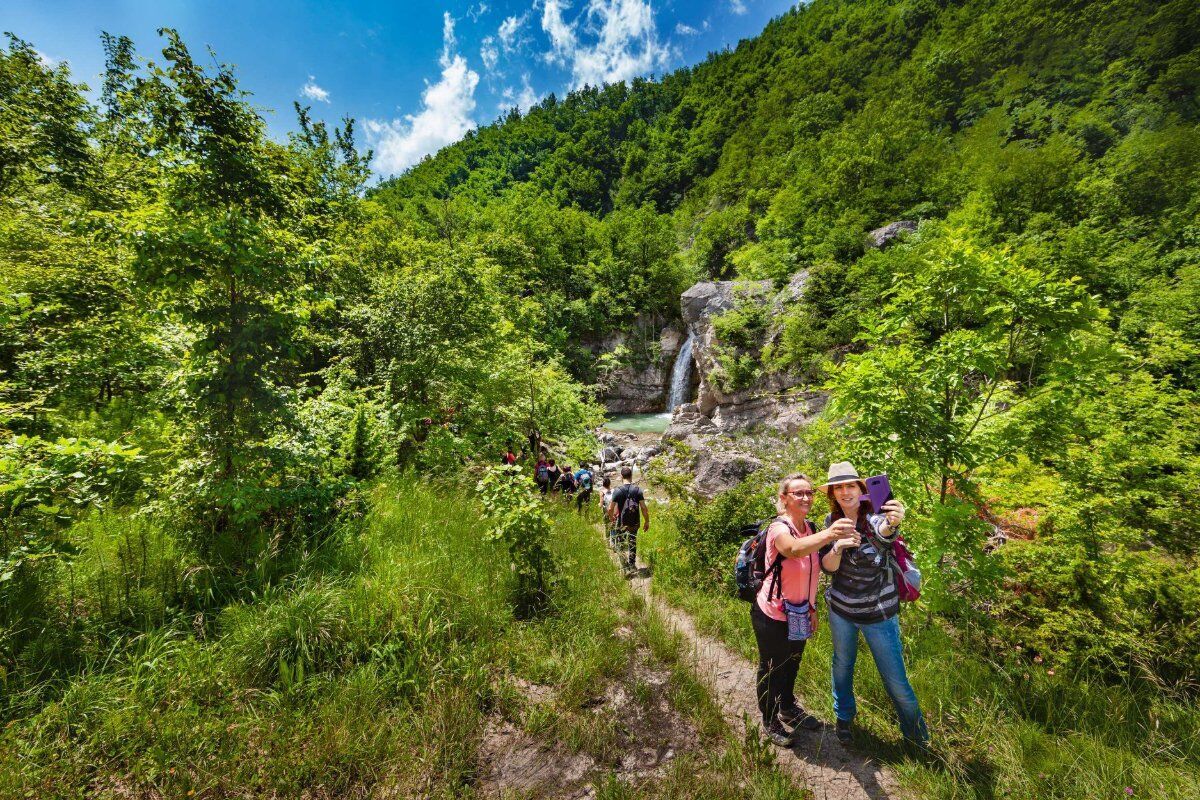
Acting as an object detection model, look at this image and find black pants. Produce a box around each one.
[575,487,592,511]
[620,524,638,567]
[750,601,806,725]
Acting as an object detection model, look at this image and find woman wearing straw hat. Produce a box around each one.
[818,461,929,747]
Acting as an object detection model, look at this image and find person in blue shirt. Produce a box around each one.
[574,466,594,511]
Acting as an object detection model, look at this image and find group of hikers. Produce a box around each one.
[508,436,925,751]
[747,462,928,750]
[521,445,649,571]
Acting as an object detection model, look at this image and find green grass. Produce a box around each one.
[0,477,816,798]
[640,510,1200,800]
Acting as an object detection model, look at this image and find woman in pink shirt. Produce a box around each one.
[753,473,857,746]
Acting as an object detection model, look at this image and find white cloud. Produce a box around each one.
[501,74,541,113]
[480,36,499,71]
[34,49,57,67]
[300,76,331,103]
[730,0,748,15]
[539,0,671,89]
[468,3,490,21]
[541,0,578,67]
[498,12,530,52]
[674,22,699,35]
[365,12,479,176]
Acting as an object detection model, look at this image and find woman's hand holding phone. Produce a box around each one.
[881,499,905,528]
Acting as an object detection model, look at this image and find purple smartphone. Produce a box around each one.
[864,474,893,512]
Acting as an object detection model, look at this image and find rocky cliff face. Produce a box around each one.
[658,273,828,497]
[595,320,686,413]
[675,274,825,435]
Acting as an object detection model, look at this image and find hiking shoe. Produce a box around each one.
[765,719,794,747]
[779,706,821,731]
[835,718,853,744]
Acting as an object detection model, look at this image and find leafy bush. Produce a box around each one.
[992,538,1200,691]
[476,464,555,614]
[664,479,775,591]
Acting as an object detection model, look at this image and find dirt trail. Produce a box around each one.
[623,558,906,800]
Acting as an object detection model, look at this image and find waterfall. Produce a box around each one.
[667,333,695,411]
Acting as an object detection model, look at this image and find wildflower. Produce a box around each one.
[1125,789,1134,796]
[1047,668,1055,676]
[1033,655,1043,664]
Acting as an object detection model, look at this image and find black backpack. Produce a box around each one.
[617,486,641,528]
[734,518,815,602]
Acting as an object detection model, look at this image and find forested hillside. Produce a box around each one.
[2,0,1200,796]
[374,0,1200,686]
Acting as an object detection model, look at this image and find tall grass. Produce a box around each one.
[0,476,542,796]
[641,510,1200,799]
[4,476,802,797]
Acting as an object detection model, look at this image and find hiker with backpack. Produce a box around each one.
[545,458,562,495]
[738,473,857,747]
[598,476,615,546]
[534,453,550,494]
[817,461,928,748]
[574,465,594,511]
[558,464,577,495]
[607,466,648,574]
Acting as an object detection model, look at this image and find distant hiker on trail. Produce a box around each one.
[818,461,928,748]
[535,454,550,494]
[607,466,648,575]
[599,476,614,546]
[545,458,562,494]
[527,428,541,460]
[501,441,517,465]
[749,473,856,747]
[558,464,577,495]
[574,465,594,511]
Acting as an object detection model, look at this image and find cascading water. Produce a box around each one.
[667,333,695,411]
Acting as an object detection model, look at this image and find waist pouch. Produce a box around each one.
[783,598,814,641]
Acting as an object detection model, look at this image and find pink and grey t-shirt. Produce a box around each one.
[755,517,821,622]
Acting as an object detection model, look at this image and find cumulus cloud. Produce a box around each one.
[300,76,331,103]
[480,36,499,71]
[541,0,578,66]
[674,22,699,35]
[365,12,479,176]
[501,74,541,113]
[498,12,530,52]
[539,0,671,89]
[730,0,748,15]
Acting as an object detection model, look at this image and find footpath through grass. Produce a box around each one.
[0,477,807,798]
[641,510,1200,800]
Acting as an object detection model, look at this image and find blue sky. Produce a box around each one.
[3,1,797,179]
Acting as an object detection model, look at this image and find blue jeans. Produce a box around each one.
[828,609,929,745]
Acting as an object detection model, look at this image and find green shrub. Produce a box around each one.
[992,538,1200,691]
[666,479,775,591]
[476,464,555,615]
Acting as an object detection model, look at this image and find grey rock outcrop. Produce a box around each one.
[693,450,764,497]
[866,220,917,249]
[677,276,820,434]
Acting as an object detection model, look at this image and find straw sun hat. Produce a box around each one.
[818,461,867,493]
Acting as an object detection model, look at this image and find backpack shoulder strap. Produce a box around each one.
[764,518,791,601]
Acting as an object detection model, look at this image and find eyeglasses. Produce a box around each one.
[784,490,814,499]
